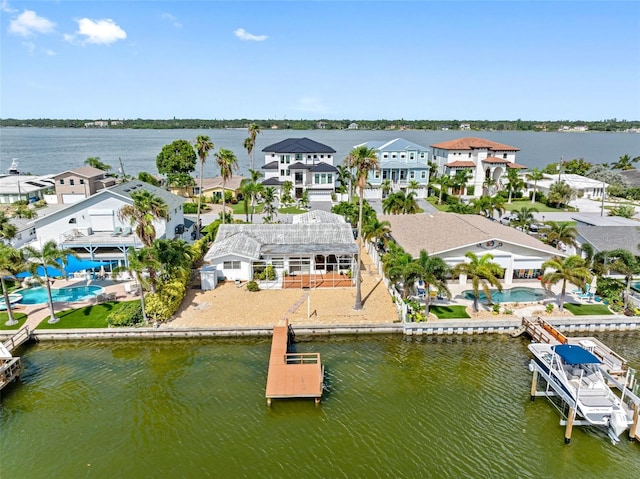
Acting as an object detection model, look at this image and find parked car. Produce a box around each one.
[529,223,544,233]
[500,215,516,225]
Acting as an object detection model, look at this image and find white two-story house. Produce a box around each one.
[261,138,338,202]
[431,137,526,197]
[355,138,430,198]
[33,181,186,268]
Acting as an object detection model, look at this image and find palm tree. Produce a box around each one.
[280,180,294,206]
[84,156,111,171]
[245,123,261,171]
[414,249,450,318]
[540,221,578,250]
[344,145,379,310]
[408,180,421,194]
[511,206,539,232]
[115,246,162,324]
[336,165,353,199]
[214,148,238,224]
[23,241,78,324]
[152,239,193,279]
[434,175,452,204]
[382,242,422,299]
[526,168,545,204]
[541,255,592,311]
[452,252,503,313]
[362,217,391,250]
[547,180,575,207]
[12,205,37,219]
[239,174,265,223]
[505,168,524,204]
[262,186,278,223]
[612,154,636,170]
[381,178,392,199]
[0,211,17,240]
[593,249,640,310]
[472,196,493,218]
[118,189,169,247]
[0,243,25,325]
[452,169,472,199]
[194,135,214,239]
[483,176,497,196]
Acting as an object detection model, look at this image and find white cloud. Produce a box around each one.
[294,97,327,114]
[9,10,55,36]
[1,0,17,13]
[46,49,56,56]
[67,18,127,45]
[234,28,267,42]
[161,13,182,28]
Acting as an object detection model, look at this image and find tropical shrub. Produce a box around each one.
[182,202,199,214]
[107,301,143,327]
[545,303,554,313]
[246,281,260,292]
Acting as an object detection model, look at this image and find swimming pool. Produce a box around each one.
[16,285,104,305]
[0,293,23,310]
[462,287,549,303]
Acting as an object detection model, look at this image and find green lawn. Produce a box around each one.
[503,200,571,213]
[429,305,470,319]
[231,203,264,215]
[563,303,613,315]
[0,312,28,330]
[36,301,133,329]
[279,206,308,214]
[425,197,450,212]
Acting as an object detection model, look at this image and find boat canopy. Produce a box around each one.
[553,344,601,365]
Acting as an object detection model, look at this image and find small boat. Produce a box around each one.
[528,343,633,443]
[8,158,19,175]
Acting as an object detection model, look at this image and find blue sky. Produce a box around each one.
[1,0,639,121]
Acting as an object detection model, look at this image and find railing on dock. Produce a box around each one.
[2,326,31,354]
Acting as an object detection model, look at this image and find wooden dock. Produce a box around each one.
[265,319,324,406]
[0,326,30,394]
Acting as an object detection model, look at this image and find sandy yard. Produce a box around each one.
[168,249,400,328]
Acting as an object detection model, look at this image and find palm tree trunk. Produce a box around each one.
[136,273,148,323]
[438,185,443,204]
[1,278,17,326]
[508,189,513,204]
[560,280,566,311]
[221,179,226,225]
[425,285,431,318]
[353,190,364,310]
[196,161,204,239]
[44,272,58,323]
[531,182,537,204]
[625,276,632,310]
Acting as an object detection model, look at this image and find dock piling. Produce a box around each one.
[565,407,576,444]
[530,369,538,401]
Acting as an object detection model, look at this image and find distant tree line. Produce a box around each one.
[1,118,639,132]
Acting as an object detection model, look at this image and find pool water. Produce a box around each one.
[462,286,548,303]
[16,285,104,305]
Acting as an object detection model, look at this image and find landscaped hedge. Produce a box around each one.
[107,301,144,327]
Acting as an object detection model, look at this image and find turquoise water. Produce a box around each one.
[462,286,548,303]
[1,334,638,478]
[0,293,22,310]
[17,285,103,305]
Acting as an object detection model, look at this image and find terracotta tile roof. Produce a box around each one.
[507,162,527,169]
[482,156,510,164]
[379,213,561,258]
[445,161,475,168]
[431,137,520,151]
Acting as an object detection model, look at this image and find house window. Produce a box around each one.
[314,174,320,183]
[468,153,472,158]
[401,154,405,158]
[295,154,302,161]
[392,154,397,158]
[80,179,85,185]
[280,169,286,176]
[400,170,406,180]
[270,257,284,269]
[223,261,241,270]
[68,218,76,224]
[383,154,388,158]
[59,179,65,184]
[374,170,380,179]
[327,173,333,183]
[420,153,425,158]
[194,187,201,194]
[69,179,75,185]
[503,153,508,159]
[286,169,290,176]
[409,153,414,160]
[382,170,388,179]
[320,155,324,159]
[410,171,415,179]
[421,171,427,179]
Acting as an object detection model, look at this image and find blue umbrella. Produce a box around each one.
[16,255,113,278]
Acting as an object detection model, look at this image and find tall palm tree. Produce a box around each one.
[118,189,169,247]
[23,241,78,324]
[0,243,25,325]
[243,168,265,222]
[505,168,524,204]
[381,178,392,199]
[452,169,473,199]
[612,154,636,171]
[262,186,278,223]
[511,206,539,232]
[0,211,17,240]
[245,123,261,171]
[336,165,353,200]
[382,242,422,299]
[452,252,503,313]
[362,217,391,249]
[434,175,452,204]
[541,255,591,311]
[280,180,294,206]
[344,145,379,310]
[593,248,640,310]
[115,247,162,324]
[414,249,450,317]
[526,168,545,204]
[214,148,238,224]
[194,135,214,239]
[540,221,578,250]
[408,180,421,193]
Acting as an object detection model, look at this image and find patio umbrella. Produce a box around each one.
[16,255,113,278]
[590,275,597,295]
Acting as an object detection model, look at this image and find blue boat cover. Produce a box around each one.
[552,344,602,365]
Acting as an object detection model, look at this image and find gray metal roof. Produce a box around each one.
[262,137,336,154]
[262,161,278,170]
[109,181,184,211]
[293,210,346,224]
[262,178,282,186]
[310,162,338,173]
[289,162,312,170]
[204,222,357,261]
[572,214,640,227]
[577,225,640,252]
[357,138,428,152]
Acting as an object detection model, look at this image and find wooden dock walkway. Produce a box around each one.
[0,326,29,394]
[265,319,324,406]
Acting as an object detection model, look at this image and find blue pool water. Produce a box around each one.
[17,286,104,305]
[462,287,548,303]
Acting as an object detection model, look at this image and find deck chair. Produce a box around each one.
[111,226,122,236]
[122,226,132,236]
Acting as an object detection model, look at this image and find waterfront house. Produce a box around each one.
[0,173,55,204]
[203,211,357,287]
[524,173,608,200]
[32,181,186,267]
[355,138,430,199]
[168,175,245,201]
[573,214,640,256]
[54,166,117,204]
[380,213,563,284]
[431,137,526,198]
[261,138,338,202]
[2,217,37,249]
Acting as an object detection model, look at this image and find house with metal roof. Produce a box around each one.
[431,137,527,198]
[32,181,186,266]
[524,173,608,200]
[261,138,338,202]
[0,173,55,204]
[380,213,564,284]
[354,138,430,199]
[203,216,358,287]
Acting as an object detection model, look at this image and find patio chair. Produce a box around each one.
[122,226,132,236]
[111,227,123,236]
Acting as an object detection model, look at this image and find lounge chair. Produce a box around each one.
[122,226,132,236]
[111,227,123,236]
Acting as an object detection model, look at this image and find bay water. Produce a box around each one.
[1,128,639,178]
[1,333,638,478]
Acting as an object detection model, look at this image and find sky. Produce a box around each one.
[1,0,639,121]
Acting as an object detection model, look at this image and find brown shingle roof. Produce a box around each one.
[379,213,561,257]
[431,137,520,151]
[445,161,476,168]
